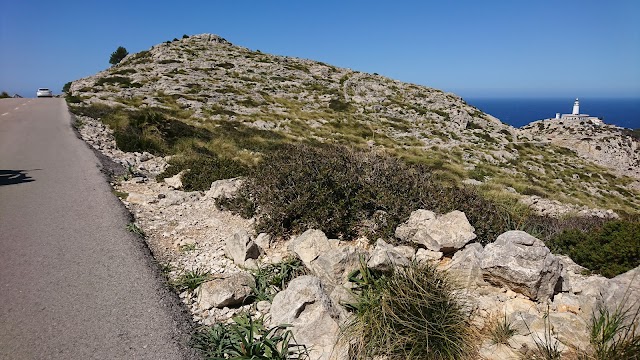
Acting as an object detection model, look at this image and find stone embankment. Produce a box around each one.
[76,113,639,360]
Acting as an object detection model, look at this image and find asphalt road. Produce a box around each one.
[0,98,198,359]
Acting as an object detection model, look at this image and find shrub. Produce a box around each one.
[109,46,128,65]
[158,153,248,191]
[224,143,511,243]
[62,81,72,93]
[329,98,350,112]
[547,220,640,278]
[191,312,308,359]
[0,91,11,98]
[342,260,474,359]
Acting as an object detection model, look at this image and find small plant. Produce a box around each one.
[191,312,308,359]
[488,312,516,345]
[521,308,562,360]
[588,294,640,360]
[171,268,212,293]
[249,258,308,302]
[342,260,473,359]
[179,243,197,252]
[126,222,145,237]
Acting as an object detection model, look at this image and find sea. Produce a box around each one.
[464,98,640,129]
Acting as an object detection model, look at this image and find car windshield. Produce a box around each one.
[38,89,50,91]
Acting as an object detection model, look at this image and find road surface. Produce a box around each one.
[0,98,198,359]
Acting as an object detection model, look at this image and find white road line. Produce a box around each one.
[14,107,20,110]
[1,112,9,116]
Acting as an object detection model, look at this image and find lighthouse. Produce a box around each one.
[572,98,580,115]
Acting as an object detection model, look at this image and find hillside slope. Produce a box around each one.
[68,34,640,214]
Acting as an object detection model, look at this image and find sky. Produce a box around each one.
[1,0,639,99]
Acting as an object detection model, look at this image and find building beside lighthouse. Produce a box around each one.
[554,98,603,124]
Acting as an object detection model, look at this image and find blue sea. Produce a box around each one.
[465,98,640,129]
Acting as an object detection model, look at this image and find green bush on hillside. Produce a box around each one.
[547,220,640,278]
[158,153,248,192]
[221,143,512,243]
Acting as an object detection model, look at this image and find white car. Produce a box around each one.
[36,88,53,97]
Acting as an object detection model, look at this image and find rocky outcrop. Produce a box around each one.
[480,231,561,301]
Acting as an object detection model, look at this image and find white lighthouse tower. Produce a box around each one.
[572,98,580,115]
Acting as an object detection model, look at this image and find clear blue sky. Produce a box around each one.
[1,0,639,99]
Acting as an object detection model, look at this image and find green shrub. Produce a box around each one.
[191,312,308,359]
[224,143,511,243]
[329,98,350,112]
[62,82,72,93]
[158,153,249,191]
[547,220,640,278]
[342,260,474,359]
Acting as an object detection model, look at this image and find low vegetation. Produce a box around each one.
[547,219,640,278]
[341,260,474,359]
[191,312,308,360]
[249,257,307,302]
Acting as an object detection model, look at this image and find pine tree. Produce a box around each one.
[109,46,129,65]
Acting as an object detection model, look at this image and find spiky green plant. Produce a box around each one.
[589,295,640,360]
[249,257,308,302]
[342,260,474,359]
[191,312,308,359]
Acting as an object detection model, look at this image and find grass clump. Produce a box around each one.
[191,312,308,359]
[342,260,474,359]
[588,295,640,360]
[547,219,640,278]
[487,312,516,345]
[249,257,308,302]
[171,268,212,293]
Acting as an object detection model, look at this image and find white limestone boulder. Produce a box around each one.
[395,210,476,253]
[196,272,255,310]
[480,231,561,301]
[224,230,261,266]
[269,276,346,360]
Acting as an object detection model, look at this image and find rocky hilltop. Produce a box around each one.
[68,34,640,359]
[520,118,640,189]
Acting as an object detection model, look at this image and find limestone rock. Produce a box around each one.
[205,178,243,199]
[288,229,332,265]
[269,276,345,360]
[395,210,476,253]
[480,231,561,301]
[309,245,364,292]
[367,238,409,272]
[196,272,255,310]
[414,248,443,263]
[164,171,183,189]
[224,230,261,266]
[444,242,484,287]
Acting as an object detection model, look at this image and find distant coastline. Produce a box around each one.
[465,98,640,129]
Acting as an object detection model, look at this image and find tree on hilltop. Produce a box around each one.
[109,46,129,65]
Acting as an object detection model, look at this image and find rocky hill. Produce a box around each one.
[67,34,640,359]
[68,34,639,215]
